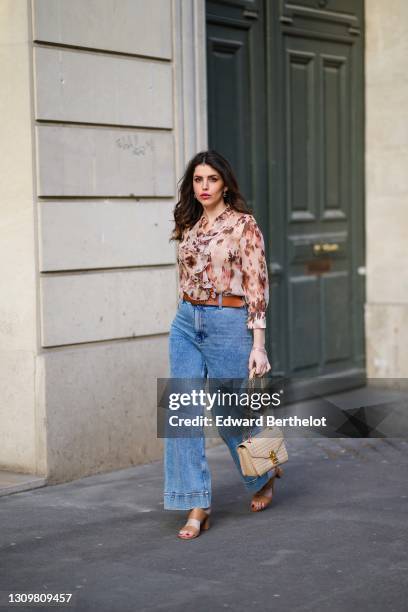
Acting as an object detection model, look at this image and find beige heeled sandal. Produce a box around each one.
[250,467,283,512]
[177,507,211,540]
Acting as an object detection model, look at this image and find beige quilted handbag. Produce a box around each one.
[236,367,289,477]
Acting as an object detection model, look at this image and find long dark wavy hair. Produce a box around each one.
[171,150,251,241]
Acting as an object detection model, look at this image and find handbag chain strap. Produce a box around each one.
[242,367,266,444]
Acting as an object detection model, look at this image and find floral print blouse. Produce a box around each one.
[177,204,269,329]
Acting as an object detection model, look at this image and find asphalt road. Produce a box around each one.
[1,432,407,612]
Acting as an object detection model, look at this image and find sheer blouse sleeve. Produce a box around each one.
[239,216,269,329]
[177,234,187,300]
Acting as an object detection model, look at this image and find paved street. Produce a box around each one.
[1,430,407,612]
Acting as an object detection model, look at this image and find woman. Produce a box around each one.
[165,150,282,540]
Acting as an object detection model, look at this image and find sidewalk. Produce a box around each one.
[1,433,407,612]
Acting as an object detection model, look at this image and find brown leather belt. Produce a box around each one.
[183,292,245,308]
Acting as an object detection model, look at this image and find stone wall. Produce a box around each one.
[0,0,208,482]
[365,0,408,377]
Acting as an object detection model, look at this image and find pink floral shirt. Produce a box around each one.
[177,204,269,329]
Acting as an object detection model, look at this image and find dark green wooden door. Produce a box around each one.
[206,0,365,384]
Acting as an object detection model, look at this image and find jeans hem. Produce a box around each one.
[164,492,211,510]
[242,469,275,493]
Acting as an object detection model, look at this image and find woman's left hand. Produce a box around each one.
[248,347,271,376]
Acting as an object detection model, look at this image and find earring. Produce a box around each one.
[223,190,228,202]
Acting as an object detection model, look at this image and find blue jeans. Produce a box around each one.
[164,299,273,510]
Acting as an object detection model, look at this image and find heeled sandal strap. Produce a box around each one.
[178,508,211,536]
[184,518,201,530]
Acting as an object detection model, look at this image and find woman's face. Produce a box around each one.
[192,163,226,208]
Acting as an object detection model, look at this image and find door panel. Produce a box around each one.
[207,28,251,197]
[284,34,355,376]
[286,49,317,221]
[323,273,351,363]
[206,0,268,224]
[289,277,320,371]
[322,55,348,218]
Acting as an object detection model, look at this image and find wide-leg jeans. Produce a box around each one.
[164,298,273,510]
